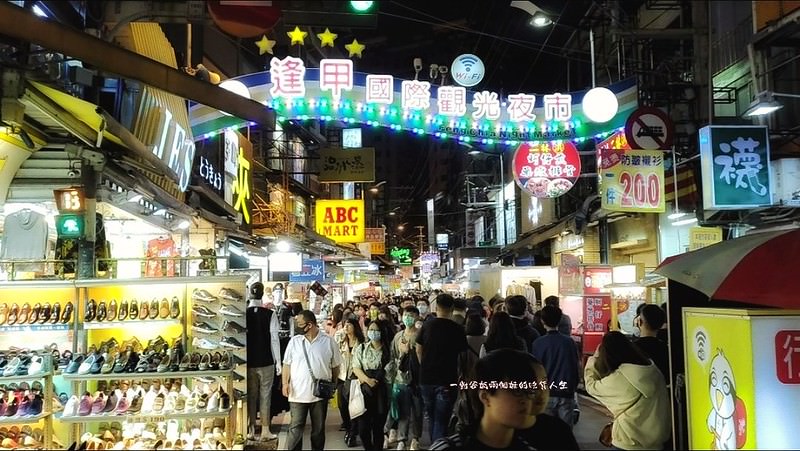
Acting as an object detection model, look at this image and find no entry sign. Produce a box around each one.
[624,107,674,150]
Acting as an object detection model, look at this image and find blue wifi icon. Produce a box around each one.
[458,55,478,72]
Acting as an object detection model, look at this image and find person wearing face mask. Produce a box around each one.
[282,311,342,451]
[384,306,422,450]
[352,320,393,451]
[431,349,579,450]
[416,299,430,320]
[366,302,381,326]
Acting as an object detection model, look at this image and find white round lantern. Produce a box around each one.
[581,87,618,123]
[219,79,252,116]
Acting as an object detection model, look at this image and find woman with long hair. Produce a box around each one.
[430,349,578,450]
[337,317,366,446]
[352,319,393,450]
[585,331,671,450]
[480,311,526,356]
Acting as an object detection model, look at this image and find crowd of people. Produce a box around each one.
[277,291,672,451]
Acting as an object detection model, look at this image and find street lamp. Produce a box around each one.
[369,180,387,194]
[741,91,800,117]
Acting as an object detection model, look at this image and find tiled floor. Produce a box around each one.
[245,393,612,450]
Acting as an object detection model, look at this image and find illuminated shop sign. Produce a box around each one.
[314,199,365,243]
[189,64,638,145]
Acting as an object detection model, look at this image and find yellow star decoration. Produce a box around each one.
[255,35,276,55]
[345,38,366,58]
[287,26,308,46]
[316,28,338,48]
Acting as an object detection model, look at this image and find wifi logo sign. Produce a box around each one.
[451,53,485,87]
[694,327,710,365]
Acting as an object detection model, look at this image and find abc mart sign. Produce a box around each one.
[189,64,637,144]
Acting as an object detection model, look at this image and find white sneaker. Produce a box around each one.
[207,391,220,412]
[164,393,177,412]
[166,419,180,442]
[27,355,44,375]
[396,441,406,450]
[192,337,219,350]
[409,438,419,450]
[141,389,157,414]
[63,395,79,417]
[388,429,397,445]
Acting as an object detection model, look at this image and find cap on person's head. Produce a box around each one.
[640,304,666,329]
[250,282,264,298]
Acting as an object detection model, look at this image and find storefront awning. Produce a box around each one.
[500,214,577,257]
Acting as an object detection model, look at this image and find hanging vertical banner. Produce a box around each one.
[699,125,772,209]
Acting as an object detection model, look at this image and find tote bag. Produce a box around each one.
[348,379,366,419]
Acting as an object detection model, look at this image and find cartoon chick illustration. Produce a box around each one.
[707,350,745,450]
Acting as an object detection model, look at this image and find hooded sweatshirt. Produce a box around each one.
[584,356,671,450]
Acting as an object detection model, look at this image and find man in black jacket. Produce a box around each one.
[506,295,540,353]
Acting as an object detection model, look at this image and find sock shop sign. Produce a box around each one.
[315,200,365,243]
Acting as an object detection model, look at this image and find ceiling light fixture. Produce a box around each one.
[276,240,291,252]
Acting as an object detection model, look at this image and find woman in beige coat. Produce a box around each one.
[584,331,671,450]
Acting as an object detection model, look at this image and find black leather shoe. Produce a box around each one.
[129,300,139,320]
[96,301,107,322]
[49,303,61,324]
[60,302,73,324]
[38,303,51,324]
[84,299,97,322]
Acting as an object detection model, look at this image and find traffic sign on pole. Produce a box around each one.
[624,107,674,150]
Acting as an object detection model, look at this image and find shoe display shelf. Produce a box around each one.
[0,355,55,449]
[60,276,248,449]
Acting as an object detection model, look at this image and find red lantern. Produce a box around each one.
[207,1,281,38]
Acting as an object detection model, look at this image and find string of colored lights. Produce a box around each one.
[197,99,625,147]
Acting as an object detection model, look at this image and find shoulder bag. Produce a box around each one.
[302,339,336,399]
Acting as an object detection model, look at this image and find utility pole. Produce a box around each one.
[415,225,426,254]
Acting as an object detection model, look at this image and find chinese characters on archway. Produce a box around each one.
[268,56,573,121]
[512,141,582,198]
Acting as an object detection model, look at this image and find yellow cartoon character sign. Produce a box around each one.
[706,349,747,450]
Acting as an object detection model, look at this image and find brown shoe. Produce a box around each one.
[107,300,118,322]
[18,303,31,324]
[28,303,40,325]
[148,299,159,320]
[0,304,7,325]
[159,298,170,319]
[139,301,149,320]
[7,303,19,325]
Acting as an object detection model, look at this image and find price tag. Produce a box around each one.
[600,150,666,213]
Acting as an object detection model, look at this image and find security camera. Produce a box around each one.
[438,65,448,75]
[68,169,80,177]
[413,58,422,72]
[429,64,439,80]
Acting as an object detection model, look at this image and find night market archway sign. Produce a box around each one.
[189,58,637,146]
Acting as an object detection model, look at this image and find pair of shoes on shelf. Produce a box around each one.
[191,288,242,303]
[0,302,72,326]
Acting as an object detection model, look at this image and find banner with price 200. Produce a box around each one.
[599,149,666,213]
